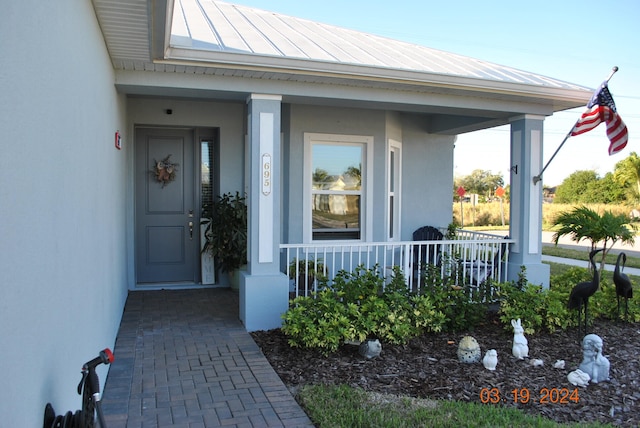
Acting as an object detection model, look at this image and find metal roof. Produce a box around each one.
[92,0,593,133]
[169,0,586,92]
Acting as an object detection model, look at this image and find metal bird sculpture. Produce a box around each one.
[568,249,603,338]
[613,252,633,321]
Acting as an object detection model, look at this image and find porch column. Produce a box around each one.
[240,94,289,331]
[507,115,550,288]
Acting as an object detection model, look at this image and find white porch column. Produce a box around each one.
[239,94,288,331]
[507,115,550,288]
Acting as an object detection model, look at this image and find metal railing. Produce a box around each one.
[281,230,513,302]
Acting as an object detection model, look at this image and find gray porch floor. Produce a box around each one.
[101,288,313,427]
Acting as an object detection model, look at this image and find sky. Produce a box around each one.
[229,0,640,186]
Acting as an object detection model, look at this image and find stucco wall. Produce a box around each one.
[400,114,456,238]
[0,1,128,425]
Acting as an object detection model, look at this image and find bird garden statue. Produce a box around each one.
[482,349,498,370]
[578,334,610,384]
[568,249,603,337]
[613,252,633,321]
[457,336,481,363]
[511,318,529,360]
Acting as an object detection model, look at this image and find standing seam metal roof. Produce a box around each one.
[169,0,589,92]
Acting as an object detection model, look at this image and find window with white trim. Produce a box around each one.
[388,140,402,241]
[304,133,372,242]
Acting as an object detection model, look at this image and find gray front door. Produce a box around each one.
[135,127,198,284]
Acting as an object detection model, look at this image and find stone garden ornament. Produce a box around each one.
[482,349,498,370]
[511,319,529,359]
[578,334,610,384]
[458,336,481,363]
[567,369,591,387]
[359,339,382,359]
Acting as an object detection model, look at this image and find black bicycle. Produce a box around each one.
[43,348,115,428]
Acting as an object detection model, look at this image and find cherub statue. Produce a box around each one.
[578,334,610,384]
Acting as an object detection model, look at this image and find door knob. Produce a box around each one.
[188,221,193,239]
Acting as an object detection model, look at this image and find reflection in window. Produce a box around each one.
[311,144,363,240]
[201,141,214,218]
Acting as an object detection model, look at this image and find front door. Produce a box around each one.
[135,127,198,284]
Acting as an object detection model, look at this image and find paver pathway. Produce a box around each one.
[101,289,313,427]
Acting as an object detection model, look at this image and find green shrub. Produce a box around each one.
[281,265,446,354]
[281,289,355,354]
[498,282,545,334]
[499,265,640,333]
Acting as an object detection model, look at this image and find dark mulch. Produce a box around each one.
[251,314,640,427]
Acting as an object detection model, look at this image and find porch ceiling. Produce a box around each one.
[92,0,593,134]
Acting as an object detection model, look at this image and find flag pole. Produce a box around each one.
[532,66,619,185]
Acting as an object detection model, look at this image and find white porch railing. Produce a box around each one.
[281,229,514,302]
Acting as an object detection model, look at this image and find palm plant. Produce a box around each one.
[551,206,636,275]
[613,151,640,203]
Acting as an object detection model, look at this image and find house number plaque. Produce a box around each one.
[262,153,271,196]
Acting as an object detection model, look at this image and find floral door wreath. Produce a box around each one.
[151,154,179,188]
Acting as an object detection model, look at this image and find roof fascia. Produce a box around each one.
[162,47,591,107]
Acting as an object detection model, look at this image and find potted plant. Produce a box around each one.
[202,192,247,287]
[289,258,326,297]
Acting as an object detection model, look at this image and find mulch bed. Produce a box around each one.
[251,314,640,427]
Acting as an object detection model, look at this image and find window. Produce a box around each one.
[388,140,402,241]
[304,133,372,242]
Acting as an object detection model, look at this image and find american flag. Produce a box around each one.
[570,83,628,155]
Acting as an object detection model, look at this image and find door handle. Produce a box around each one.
[188,221,193,240]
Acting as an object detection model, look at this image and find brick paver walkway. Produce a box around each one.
[101,289,313,427]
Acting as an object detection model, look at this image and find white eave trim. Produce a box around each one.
[162,47,592,104]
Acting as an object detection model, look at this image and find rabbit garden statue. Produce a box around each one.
[511,319,529,359]
[567,369,591,387]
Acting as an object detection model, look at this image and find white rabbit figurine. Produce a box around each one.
[511,318,529,359]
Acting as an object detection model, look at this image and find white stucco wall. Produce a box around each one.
[0,2,128,426]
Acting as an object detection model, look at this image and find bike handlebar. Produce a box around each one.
[83,348,115,371]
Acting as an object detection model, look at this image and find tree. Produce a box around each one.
[458,169,504,200]
[613,151,640,204]
[312,168,331,189]
[551,206,636,276]
[581,172,625,204]
[554,170,598,204]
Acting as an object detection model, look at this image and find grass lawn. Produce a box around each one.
[542,245,640,269]
[298,384,614,428]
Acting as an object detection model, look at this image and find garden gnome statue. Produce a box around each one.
[578,334,610,384]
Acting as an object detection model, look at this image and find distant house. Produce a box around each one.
[543,186,557,203]
[1,1,591,424]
